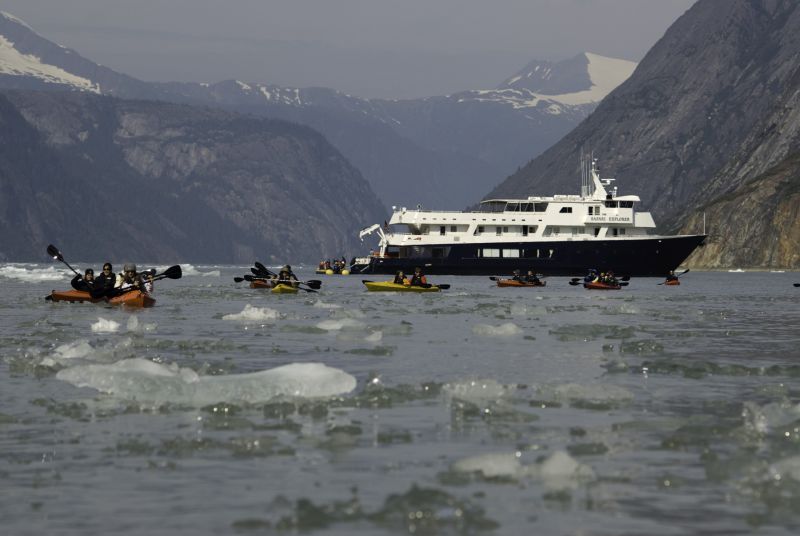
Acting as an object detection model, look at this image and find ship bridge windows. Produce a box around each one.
[619,201,634,208]
[604,200,618,208]
[522,248,555,259]
[503,249,519,258]
[559,206,573,213]
[474,225,485,236]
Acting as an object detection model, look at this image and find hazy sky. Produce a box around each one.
[3,0,696,99]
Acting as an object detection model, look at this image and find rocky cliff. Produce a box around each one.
[0,90,386,263]
[486,0,800,268]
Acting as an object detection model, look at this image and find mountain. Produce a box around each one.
[485,0,800,269]
[0,89,385,263]
[0,11,635,210]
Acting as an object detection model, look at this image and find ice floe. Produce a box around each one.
[91,317,120,333]
[222,304,280,322]
[316,318,366,331]
[472,322,523,337]
[56,359,357,405]
[443,379,513,403]
[452,450,595,487]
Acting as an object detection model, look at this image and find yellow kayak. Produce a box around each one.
[362,280,443,292]
[271,283,299,294]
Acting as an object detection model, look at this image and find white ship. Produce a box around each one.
[352,158,706,276]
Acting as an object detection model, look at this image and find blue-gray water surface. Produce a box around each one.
[1,264,799,535]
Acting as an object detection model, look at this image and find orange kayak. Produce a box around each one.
[665,279,680,286]
[249,279,274,289]
[584,282,622,290]
[496,279,546,288]
[48,289,156,307]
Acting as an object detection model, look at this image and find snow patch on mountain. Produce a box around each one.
[0,35,100,93]
[549,53,636,106]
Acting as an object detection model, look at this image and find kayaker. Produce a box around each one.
[93,263,117,296]
[70,268,95,291]
[117,264,152,293]
[584,269,598,283]
[408,267,427,287]
[666,270,679,282]
[511,269,524,282]
[275,265,299,288]
[525,270,541,285]
[392,270,408,285]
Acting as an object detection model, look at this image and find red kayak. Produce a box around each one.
[48,289,156,308]
[583,281,622,290]
[496,279,546,288]
[665,279,680,286]
[249,279,275,289]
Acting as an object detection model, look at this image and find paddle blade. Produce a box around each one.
[570,277,581,282]
[162,265,182,279]
[233,277,245,283]
[254,262,274,276]
[568,281,581,286]
[244,274,256,282]
[489,276,499,281]
[44,294,53,301]
[619,282,629,286]
[794,283,800,287]
[436,284,450,290]
[620,276,631,281]
[46,244,62,261]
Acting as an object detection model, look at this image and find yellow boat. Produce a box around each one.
[271,283,299,294]
[362,280,444,292]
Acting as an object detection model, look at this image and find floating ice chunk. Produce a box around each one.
[453,452,525,478]
[316,318,366,331]
[0,264,68,281]
[91,318,120,333]
[313,300,341,310]
[769,456,800,483]
[542,383,634,403]
[53,340,94,360]
[364,331,383,343]
[223,304,280,322]
[443,379,511,403]
[56,359,357,405]
[742,401,800,434]
[537,451,596,489]
[472,322,522,337]
[126,316,156,332]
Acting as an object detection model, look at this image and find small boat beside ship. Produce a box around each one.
[351,158,706,276]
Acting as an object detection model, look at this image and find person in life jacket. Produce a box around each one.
[71,268,95,291]
[392,270,408,285]
[511,269,524,282]
[408,267,427,287]
[117,263,153,293]
[274,265,299,288]
[525,270,541,285]
[584,269,598,283]
[666,270,679,282]
[92,262,117,296]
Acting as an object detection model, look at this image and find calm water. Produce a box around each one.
[1,264,799,535]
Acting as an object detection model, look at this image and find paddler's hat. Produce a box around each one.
[84,268,94,276]
[280,265,290,272]
[123,263,136,273]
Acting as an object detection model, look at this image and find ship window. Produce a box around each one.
[506,203,519,212]
[522,226,527,237]
[440,226,446,236]
[594,227,600,237]
[496,226,503,236]
[559,207,573,213]
[612,228,618,236]
[481,248,500,258]
[450,225,457,232]
[552,226,560,235]
[620,201,634,208]
[528,226,538,234]
[474,225,484,236]
[502,249,520,258]
[619,228,626,235]
[432,248,445,258]
[549,249,555,258]
[604,200,618,208]
[534,202,549,212]
[588,206,593,215]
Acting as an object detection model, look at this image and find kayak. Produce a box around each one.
[249,279,275,289]
[496,279,546,288]
[583,281,622,290]
[271,283,299,294]
[363,281,441,292]
[665,279,680,286]
[48,289,156,307]
[317,269,350,275]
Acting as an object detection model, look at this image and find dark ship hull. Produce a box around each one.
[351,235,706,276]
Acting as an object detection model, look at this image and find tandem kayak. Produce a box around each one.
[249,279,274,289]
[583,281,622,290]
[47,289,156,307]
[316,269,350,275]
[496,279,546,288]
[363,280,442,292]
